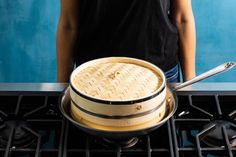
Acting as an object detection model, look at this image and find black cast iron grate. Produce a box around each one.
[172,93,236,157]
[0,90,236,157]
[0,92,174,157]
[0,94,64,157]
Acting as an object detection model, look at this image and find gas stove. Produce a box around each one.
[0,83,236,157]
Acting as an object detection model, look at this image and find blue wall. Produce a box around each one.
[0,0,60,82]
[0,0,236,82]
[192,0,236,82]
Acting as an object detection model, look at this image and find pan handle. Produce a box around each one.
[173,61,235,91]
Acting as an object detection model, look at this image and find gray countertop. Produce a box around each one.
[0,83,68,92]
[1,83,236,92]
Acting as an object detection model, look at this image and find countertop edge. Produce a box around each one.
[1,83,236,92]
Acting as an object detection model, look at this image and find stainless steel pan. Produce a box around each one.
[59,61,235,141]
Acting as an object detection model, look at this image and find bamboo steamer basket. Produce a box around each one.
[70,57,167,127]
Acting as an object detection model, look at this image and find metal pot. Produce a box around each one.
[59,60,235,141]
[60,87,176,141]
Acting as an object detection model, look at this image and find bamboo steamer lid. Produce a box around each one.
[71,57,164,101]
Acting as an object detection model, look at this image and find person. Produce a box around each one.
[56,0,196,83]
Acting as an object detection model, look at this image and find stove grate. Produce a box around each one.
[1,90,236,157]
[172,94,236,157]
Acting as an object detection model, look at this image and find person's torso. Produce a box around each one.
[76,0,179,71]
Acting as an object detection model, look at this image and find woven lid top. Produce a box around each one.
[71,58,164,101]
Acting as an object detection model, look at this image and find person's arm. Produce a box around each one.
[56,0,80,82]
[171,0,196,81]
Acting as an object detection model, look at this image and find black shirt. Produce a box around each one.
[76,0,179,71]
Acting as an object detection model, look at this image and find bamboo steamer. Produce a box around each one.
[70,57,167,127]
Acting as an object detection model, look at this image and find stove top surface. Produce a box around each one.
[0,83,236,157]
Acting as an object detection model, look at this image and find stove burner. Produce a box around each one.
[102,137,139,148]
[202,120,236,147]
[0,120,37,148]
